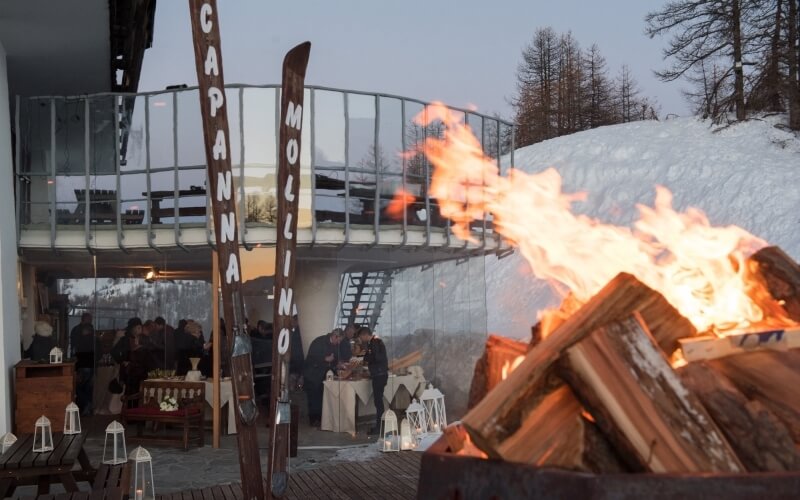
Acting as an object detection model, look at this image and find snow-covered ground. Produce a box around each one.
[486,115,800,339]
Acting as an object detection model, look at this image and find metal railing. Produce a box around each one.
[15,84,514,252]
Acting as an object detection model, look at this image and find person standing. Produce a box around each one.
[70,313,96,414]
[303,329,344,427]
[358,326,388,435]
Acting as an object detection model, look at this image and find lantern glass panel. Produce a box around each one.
[400,419,414,450]
[33,416,53,452]
[379,410,400,452]
[130,446,155,500]
[103,420,127,465]
[405,398,427,438]
[64,402,81,434]
[1,433,17,454]
[420,384,447,433]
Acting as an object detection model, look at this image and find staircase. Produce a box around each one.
[336,270,394,330]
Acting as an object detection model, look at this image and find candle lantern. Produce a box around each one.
[420,383,447,433]
[130,446,155,500]
[379,409,400,452]
[1,433,17,454]
[64,402,81,435]
[400,418,414,450]
[405,398,427,442]
[49,347,63,364]
[103,420,127,464]
[33,416,54,452]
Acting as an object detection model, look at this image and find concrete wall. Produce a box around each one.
[0,41,22,434]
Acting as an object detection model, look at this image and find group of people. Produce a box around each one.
[303,325,387,434]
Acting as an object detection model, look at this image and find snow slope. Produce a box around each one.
[486,116,800,339]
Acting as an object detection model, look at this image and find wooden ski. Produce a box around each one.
[267,42,311,499]
[188,2,264,499]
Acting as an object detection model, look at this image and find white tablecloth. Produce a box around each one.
[204,379,236,435]
[321,373,425,435]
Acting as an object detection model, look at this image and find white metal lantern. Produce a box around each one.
[49,347,63,364]
[33,416,54,452]
[379,409,400,452]
[400,418,414,450]
[405,398,427,440]
[420,383,447,434]
[1,433,17,454]
[130,446,155,500]
[103,420,127,465]
[64,402,81,435]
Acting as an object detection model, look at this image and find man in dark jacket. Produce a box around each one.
[358,326,388,434]
[303,329,345,426]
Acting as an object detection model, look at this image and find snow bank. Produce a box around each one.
[487,116,800,339]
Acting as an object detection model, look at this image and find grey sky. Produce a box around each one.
[138,0,687,122]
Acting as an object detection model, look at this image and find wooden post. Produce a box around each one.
[188,2,263,498]
[212,250,221,449]
[559,314,744,473]
[267,42,311,499]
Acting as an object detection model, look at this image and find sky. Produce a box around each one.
[137,0,689,120]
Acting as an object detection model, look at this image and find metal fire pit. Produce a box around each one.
[417,436,800,499]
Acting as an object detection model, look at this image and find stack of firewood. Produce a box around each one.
[455,246,800,474]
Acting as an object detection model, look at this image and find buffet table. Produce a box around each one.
[321,373,426,435]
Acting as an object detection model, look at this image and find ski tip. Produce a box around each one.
[283,42,311,75]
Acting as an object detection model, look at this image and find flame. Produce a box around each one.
[415,102,795,335]
[501,355,525,380]
[386,188,416,220]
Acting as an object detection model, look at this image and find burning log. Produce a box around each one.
[710,349,800,443]
[750,246,800,321]
[559,314,743,473]
[462,273,692,462]
[678,362,800,471]
[679,328,800,362]
[467,335,528,409]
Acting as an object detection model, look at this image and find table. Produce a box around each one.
[0,433,95,497]
[321,373,426,435]
[148,378,236,434]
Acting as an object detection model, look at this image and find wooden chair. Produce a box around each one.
[121,380,205,451]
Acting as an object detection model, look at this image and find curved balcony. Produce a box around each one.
[14,85,514,257]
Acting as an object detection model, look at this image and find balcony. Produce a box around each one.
[14,85,514,253]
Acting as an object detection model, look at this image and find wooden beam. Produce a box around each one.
[560,314,743,473]
[462,273,678,456]
[678,362,800,471]
[750,246,800,321]
[679,327,800,362]
[710,349,800,443]
[466,335,528,409]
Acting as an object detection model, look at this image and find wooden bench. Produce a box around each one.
[121,380,205,451]
[93,463,130,493]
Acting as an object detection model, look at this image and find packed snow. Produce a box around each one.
[486,115,800,339]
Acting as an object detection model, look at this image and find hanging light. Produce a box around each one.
[400,418,414,450]
[103,420,127,465]
[379,409,400,452]
[130,446,155,500]
[1,433,17,454]
[419,383,447,434]
[64,402,81,435]
[405,398,427,443]
[33,416,54,452]
[49,347,63,364]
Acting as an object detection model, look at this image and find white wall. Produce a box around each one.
[294,261,342,355]
[0,41,22,434]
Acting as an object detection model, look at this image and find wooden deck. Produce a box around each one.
[156,451,422,500]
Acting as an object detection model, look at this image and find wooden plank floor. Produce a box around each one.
[156,452,422,500]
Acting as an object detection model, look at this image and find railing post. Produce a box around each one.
[309,87,317,247]
[50,98,56,252]
[422,106,431,247]
[145,94,160,252]
[239,87,250,250]
[341,92,350,247]
[400,99,408,247]
[372,95,381,246]
[115,96,127,252]
[14,95,21,245]
[173,91,189,251]
[84,97,93,253]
